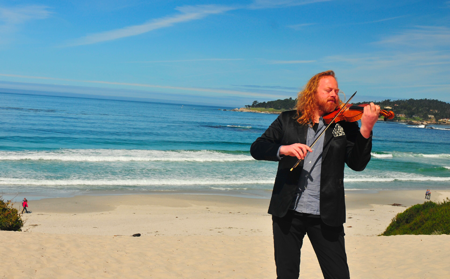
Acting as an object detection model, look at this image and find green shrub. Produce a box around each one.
[0,197,24,231]
[382,199,450,236]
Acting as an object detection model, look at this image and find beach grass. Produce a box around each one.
[382,199,450,236]
[0,197,24,231]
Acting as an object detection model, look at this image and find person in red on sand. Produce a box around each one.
[21,198,29,214]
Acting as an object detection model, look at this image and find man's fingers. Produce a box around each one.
[292,149,301,159]
[281,143,313,159]
[294,144,312,159]
[369,102,380,114]
[294,148,304,160]
[299,146,312,154]
[294,143,311,151]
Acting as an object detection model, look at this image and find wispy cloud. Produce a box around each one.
[324,50,450,90]
[376,26,450,48]
[270,60,316,64]
[64,5,235,47]
[358,15,407,25]
[287,23,315,30]
[249,0,331,9]
[131,58,243,63]
[71,0,142,12]
[0,5,51,33]
[326,51,450,70]
[64,1,331,47]
[236,84,298,91]
[319,24,450,99]
[0,73,281,98]
[230,84,300,98]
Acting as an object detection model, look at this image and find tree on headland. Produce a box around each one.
[246,98,296,110]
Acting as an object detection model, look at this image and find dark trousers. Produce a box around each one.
[272,211,349,279]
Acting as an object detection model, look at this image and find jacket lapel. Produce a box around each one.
[295,122,308,144]
[322,123,335,159]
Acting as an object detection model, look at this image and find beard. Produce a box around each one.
[317,97,339,114]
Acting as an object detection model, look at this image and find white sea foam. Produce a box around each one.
[210,187,249,191]
[0,178,272,187]
[0,149,253,162]
[226,125,252,129]
[407,125,426,128]
[371,153,393,158]
[428,126,450,131]
[345,176,450,182]
[12,149,448,163]
[344,170,450,183]
[422,154,450,158]
[1,174,448,187]
[371,152,450,159]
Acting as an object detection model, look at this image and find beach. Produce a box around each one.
[1,190,449,278]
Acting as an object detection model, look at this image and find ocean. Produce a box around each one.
[1,92,450,201]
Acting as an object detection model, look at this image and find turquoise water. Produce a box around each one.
[1,92,450,201]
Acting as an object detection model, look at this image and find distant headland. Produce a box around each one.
[229,98,450,125]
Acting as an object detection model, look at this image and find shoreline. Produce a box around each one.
[6,187,449,203]
[3,188,274,203]
[13,189,450,235]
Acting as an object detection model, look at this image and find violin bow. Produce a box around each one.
[290,91,357,171]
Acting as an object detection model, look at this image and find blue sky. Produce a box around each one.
[0,0,449,107]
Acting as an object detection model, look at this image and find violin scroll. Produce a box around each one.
[380,109,395,121]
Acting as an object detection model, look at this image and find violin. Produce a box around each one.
[323,103,395,124]
[290,92,394,172]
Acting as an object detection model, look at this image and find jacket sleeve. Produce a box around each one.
[341,121,372,171]
[250,113,285,162]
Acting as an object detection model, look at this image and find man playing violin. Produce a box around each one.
[250,70,380,279]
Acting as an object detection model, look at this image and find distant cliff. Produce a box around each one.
[246,98,296,111]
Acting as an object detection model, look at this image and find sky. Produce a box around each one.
[0,0,449,107]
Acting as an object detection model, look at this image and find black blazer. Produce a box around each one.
[250,110,372,227]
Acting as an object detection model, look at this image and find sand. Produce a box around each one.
[1,190,450,278]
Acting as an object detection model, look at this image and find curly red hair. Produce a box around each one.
[295,70,338,125]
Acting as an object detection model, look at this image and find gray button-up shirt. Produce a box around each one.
[290,118,325,216]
